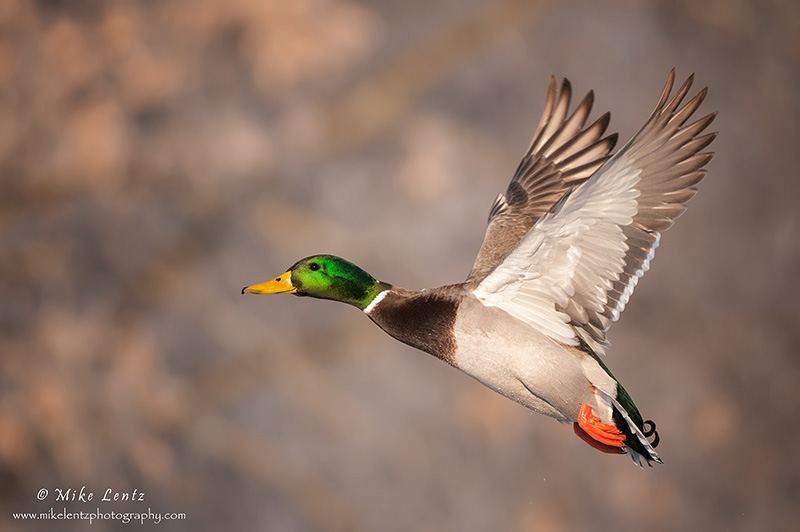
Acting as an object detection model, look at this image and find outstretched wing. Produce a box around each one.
[472,71,716,352]
[466,77,618,285]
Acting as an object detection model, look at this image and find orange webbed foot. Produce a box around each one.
[573,423,625,454]
[576,403,626,449]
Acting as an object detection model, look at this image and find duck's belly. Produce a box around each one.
[451,297,615,423]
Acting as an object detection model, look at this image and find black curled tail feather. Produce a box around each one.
[643,419,660,448]
[618,415,661,451]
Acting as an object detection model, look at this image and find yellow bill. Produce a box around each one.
[242,271,297,295]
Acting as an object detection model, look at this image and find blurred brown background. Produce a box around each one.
[1,0,798,530]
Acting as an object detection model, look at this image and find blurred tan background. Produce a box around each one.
[1,0,799,530]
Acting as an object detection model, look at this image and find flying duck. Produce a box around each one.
[243,70,716,467]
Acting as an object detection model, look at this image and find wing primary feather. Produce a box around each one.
[527,75,558,151]
[531,79,572,154]
[539,90,595,157]
[651,69,676,113]
[549,111,613,162]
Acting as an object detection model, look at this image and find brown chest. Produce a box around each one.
[366,288,461,366]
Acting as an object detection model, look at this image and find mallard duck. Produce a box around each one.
[243,70,716,467]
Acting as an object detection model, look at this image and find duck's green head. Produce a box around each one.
[242,255,388,310]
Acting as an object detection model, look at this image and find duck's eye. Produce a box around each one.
[308,263,320,271]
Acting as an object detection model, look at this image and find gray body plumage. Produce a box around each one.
[367,289,616,424]
[453,295,617,423]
